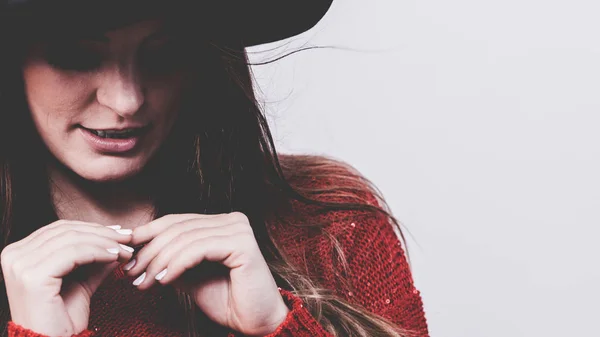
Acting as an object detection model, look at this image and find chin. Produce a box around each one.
[70,157,148,183]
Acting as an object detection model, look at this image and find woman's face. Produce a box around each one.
[22,18,189,182]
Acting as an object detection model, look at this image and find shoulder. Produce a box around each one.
[270,153,400,262]
[270,155,427,335]
[277,153,385,207]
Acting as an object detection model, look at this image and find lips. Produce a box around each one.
[78,125,150,153]
[84,127,145,139]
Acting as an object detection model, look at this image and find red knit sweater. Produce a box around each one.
[6,177,429,337]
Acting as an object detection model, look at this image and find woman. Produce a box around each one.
[0,0,428,336]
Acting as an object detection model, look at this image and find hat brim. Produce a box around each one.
[1,0,334,47]
[234,1,334,46]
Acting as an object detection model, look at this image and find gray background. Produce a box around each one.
[248,0,600,336]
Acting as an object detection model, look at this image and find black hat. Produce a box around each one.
[0,0,334,46]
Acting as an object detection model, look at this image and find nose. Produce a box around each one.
[96,62,145,117]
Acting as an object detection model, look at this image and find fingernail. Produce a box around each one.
[155,269,168,281]
[123,258,136,271]
[107,225,122,230]
[119,244,134,253]
[107,248,119,254]
[133,272,146,286]
[116,229,133,235]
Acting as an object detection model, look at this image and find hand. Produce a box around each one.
[127,212,290,336]
[1,220,134,336]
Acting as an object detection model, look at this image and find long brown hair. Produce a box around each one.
[0,13,411,337]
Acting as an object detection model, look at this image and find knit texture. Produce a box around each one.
[263,170,429,337]
[261,289,331,337]
[7,324,94,337]
[7,171,429,337]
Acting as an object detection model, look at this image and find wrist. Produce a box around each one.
[247,288,291,336]
[271,299,292,331]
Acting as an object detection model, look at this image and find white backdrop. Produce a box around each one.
[248,0,600,336]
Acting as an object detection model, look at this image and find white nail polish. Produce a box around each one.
[155,269,168,281]
[107,248,119,254]
[123,259,136,271]
[116,229,133,235]
[119,244,134,253]
[107,225,122,230]
[133,272,146,286]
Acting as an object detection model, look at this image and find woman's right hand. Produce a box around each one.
[1,220,134,337]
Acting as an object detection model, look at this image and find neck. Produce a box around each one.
[48,161,156,230]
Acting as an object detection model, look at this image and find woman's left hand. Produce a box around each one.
[127,212,290,336]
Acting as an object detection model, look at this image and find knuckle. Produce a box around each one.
[147,257,166,274]
[229,211,249,224]
[0,245,14,266]
[10,258,27,275]
[167,259,182,272]
[90,248,105,261]
[231,220,254,235]
[20,269,41,288]
[63,229,82,240]
[168,233,185,246]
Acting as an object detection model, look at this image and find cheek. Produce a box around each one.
[146,73,187,121]
[22,59,93,131]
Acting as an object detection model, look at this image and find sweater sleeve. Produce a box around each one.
[261,289,333,337]
[7,322,94,337]
[258,202,429,337]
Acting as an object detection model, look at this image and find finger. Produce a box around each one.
[131,224,251,288]
[11,220,120,249]
[18,232,134,271]
[131,213,229,246]
[146,235,246,286]
[2,223,129,276]
[128,222,247,276]
[25,224,133,253]
[32,244,128,280]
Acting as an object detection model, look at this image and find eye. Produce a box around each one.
[138,38,189,74]
[43,41,103,72]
